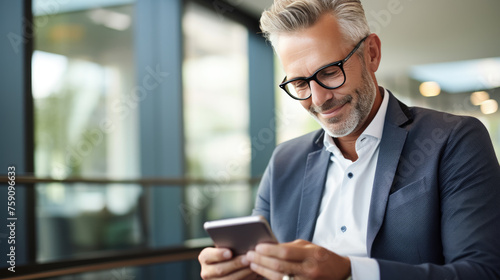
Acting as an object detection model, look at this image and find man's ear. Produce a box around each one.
[364,34,382,73]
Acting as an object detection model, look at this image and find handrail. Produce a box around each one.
[0,175,262,186]
[0,245,206,280]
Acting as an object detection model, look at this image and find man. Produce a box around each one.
[199,0,500,279]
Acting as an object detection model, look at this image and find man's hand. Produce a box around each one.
[246,239,351,280]
[198,247,262,280]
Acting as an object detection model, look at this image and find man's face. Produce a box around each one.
[276,14,377,138]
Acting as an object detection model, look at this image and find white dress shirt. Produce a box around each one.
[312,88,389,280]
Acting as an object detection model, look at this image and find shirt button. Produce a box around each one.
[341,226,347,232]
[347,172,353,179]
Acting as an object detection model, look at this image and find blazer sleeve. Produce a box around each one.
[378,117,500,279]
[252,158,272,223]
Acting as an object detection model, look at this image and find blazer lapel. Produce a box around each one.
[367,91,410,256]
[296,139,331,241]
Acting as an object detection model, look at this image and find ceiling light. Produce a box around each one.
[419,81,441,97]
[470,91,490,106]
[480,99,498,115]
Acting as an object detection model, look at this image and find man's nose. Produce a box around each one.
[309,80,333,106]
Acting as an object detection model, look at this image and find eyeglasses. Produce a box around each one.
[279,36,368,100]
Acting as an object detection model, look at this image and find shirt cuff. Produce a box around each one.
[348,256,380,280]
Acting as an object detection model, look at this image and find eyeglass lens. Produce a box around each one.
[284,65,345,99]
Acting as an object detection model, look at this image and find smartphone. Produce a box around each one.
[203,215,278,255]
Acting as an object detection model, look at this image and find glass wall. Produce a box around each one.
[182,3,253,241]
[32,1,144,262]
[29,0,263,273]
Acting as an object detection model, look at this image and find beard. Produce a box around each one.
[308,67,377,138]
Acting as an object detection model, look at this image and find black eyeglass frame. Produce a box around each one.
[279,35,369,100]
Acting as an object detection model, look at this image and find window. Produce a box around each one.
[32,1,144,262]
[182,3,253,241]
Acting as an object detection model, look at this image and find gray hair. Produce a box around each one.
[260,0,370,47]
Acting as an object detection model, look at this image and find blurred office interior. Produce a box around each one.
[0,0,499,279]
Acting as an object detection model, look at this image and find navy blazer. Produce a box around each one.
[253,91,500,279]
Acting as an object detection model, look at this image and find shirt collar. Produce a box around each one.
[323,87,390,153]
[362,87,389,139]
